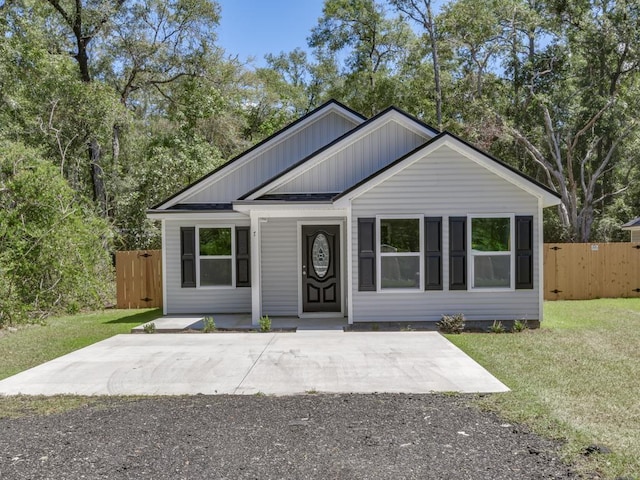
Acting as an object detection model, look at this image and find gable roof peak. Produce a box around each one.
[151,98,366,210]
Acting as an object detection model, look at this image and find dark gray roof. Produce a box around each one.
[167,203,234,211]
[622,217,640,228]
[256,193,338,202]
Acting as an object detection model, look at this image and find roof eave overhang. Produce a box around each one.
[146,209,249,221]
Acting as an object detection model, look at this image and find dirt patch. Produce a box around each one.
[0,394,584,479]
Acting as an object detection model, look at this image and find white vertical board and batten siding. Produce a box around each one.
[183,112,358,203]
[164,219,251,314]
[350,144,540,322]
[271,120,428,194]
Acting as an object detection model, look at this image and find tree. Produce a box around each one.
[503,0,640,241]
[309,0,414,116]
[0,141,113,324]
[389,0,444,130]
[41,0,222,217]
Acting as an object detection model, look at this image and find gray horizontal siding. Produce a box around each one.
[184,112,358,203]
[350,144,541,322]
[632,230,640,243]
[260,218,299,316]
[273,120,428,194]
[164,220,251,314]
[260,217,348,317]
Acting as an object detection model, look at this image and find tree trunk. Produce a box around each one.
[112,124,120,168]
[426,1,443,131]
[89,139,107,216]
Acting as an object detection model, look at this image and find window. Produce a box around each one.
[198,227,234,287]
[469,216,513,289]
[378,217,422,290]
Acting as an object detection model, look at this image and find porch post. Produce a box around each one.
[250,212,261,326]
[161,219,168,316]
[346,207,354,324]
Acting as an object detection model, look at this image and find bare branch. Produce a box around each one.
[570,98,614,152]
[46,0,72,27]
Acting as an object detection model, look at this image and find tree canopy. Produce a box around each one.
[2,0,639,321]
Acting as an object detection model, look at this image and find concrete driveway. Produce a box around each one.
[0,331,508,396]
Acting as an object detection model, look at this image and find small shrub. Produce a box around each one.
[437,314,465,334]
[488,320,505,333]
[371,322,380,331]
[66,301,80,315]
[143,322,156,334]
[259,315,271,332]
[202,316,216,333]
[512,319,528,333]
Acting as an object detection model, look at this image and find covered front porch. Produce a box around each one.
[235,203,351,326]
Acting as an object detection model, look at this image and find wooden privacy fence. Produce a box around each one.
[114,244,640,307]
[544,243,640,300]
[116,250,163,309]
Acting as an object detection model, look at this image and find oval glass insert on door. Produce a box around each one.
[311,233,330,278]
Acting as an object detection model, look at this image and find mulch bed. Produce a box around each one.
[0,394,584,479]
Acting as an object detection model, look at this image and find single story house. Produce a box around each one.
[148,100,561,327]
[622,217,640,242]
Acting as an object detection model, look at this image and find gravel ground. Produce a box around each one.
[0,394,581,480]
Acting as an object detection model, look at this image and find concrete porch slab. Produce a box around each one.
[130,315,348,333]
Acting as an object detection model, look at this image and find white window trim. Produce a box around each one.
[196,224,236,289]
[468,214,515,292]
[376,215,424,292]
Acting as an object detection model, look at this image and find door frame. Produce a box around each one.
[297,220,345,318]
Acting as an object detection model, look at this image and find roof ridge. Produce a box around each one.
[238,107,438,200]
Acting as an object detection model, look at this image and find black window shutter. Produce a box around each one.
[358,218,376,291]
[449,217,467,290]
[425,217,442,290]
[235,226,251,287]
[515,215,534,289]
[180,227,196,288]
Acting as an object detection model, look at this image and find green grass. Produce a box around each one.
[0,309,160,381]
[447,299,640,479]
[0,309,159,418]
[0,309,162,380]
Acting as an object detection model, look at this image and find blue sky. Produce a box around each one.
[216,1,326,67]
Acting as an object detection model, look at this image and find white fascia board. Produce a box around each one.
[233,203,347,218]
[146,211,249,221]
[246,110,435,200]
[156,104,364,210]
[334,136,561,208]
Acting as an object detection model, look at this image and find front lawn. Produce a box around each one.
[447,299,640,479]
[0,309,160,381]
